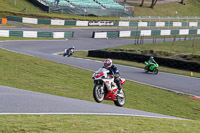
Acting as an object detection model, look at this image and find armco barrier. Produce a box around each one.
[0,30,74,38]
[88,50,200,72]
[6,16,200,27]
[93,29,200,38]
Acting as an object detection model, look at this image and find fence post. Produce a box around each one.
[172,35,176,46]
[192,35,195,47]
[168,16,170,29]
[14,0,17,7]
[149,16,151,29]
[153,36,154,43]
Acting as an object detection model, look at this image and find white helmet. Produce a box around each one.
[104,58,112,68]
[150,56,154,59]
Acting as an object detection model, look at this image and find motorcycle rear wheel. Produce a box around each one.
[114,90,126,107]
[93,85,105,103]
[153,68,159,74]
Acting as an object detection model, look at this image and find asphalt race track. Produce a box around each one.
[0,85,187,120]
[0,29,199,119]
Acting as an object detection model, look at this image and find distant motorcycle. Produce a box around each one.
[92,68,126,107]
[144,61,159,74]
[63,48,74,57]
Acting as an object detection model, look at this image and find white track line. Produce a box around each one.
[0,113,187,120]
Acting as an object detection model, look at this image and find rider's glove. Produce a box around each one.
[110,75,114,78]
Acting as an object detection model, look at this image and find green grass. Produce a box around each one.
[0,115,200,132]
[130,0,200,17]
[0,48,200,120]
[0,24,18,28]
[105,39,200,55]
[0,37,62,41]
[0,0,44,13]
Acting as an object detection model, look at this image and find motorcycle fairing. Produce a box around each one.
[104,89,118,101]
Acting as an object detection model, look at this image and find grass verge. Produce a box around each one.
[0,24,18,28]
[0,48,200,120]
[0,37,62,41]
[0,115,200,132]
[104,39,200,55]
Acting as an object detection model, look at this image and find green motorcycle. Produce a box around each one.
[144,61,159,74]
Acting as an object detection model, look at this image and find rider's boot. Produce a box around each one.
[117,89,123,94]
[63,52,66,57]
[117,83,123,94]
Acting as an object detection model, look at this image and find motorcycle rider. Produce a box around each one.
[103,58,122,94]
[147,56,157,70]
[63,46,75,57]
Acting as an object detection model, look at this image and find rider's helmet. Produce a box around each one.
[150,56,154,60]
[71,46,75,49]
[104,58,112,69]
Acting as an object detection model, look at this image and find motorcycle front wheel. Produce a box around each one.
[93,85,105,103]
[144,66,148,73]
[114,90,126,107]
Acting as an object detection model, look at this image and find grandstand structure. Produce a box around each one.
[29,0,134,17]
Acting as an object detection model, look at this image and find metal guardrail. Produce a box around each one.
[120,16,200,21]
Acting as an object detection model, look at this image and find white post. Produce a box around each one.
[149,16,151,29]
[128,16,130,30]
[168,16,170,29]
[14,0,17,7]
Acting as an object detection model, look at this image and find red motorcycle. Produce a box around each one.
[92,68,126,107]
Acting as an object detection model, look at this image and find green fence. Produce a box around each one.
[94,29,200,38]
[37,32,53,37]
[7,16,22,23]
[38,19,51,25]
[9,31,23,37]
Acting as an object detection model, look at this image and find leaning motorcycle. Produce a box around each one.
[63,50,73,57]
[144,61,159,74]
[92,68,126,107]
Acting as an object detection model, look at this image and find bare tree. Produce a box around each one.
[150,0,158,9]
[140,0,145,7]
